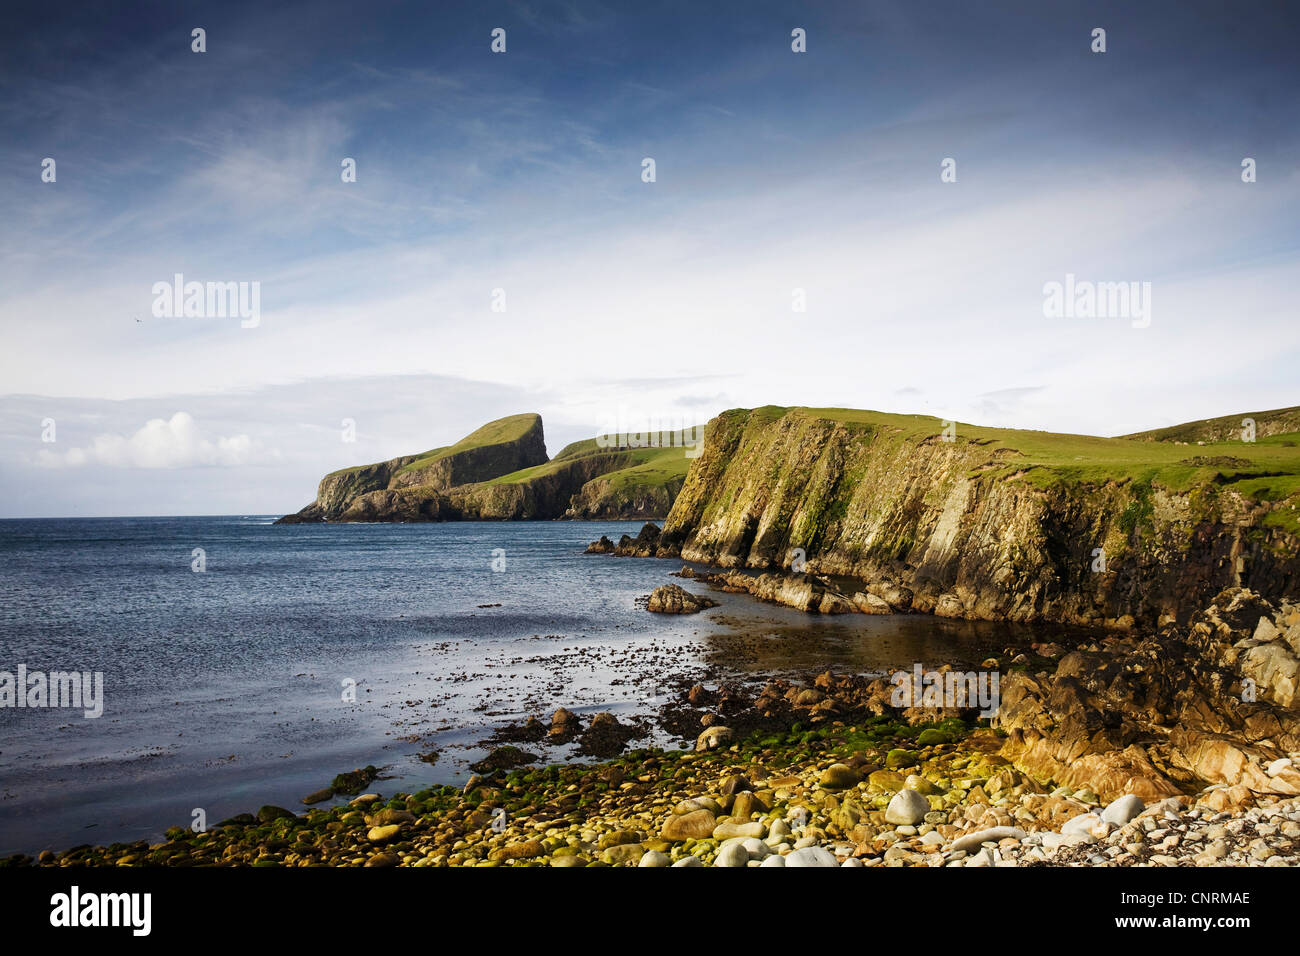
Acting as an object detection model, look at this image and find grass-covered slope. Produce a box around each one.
[276,414,549,523]
[452,429,697,520]
[391,414,542,481]
[1120,406,1300,445]
[659,406,1300,626]
[276,417,698,523]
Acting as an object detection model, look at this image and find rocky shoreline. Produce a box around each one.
[10,706,1297,868]
[596,526,1300,806]
[8,581,1300,867]
[8,505,1300,871]
[589,523,934,618]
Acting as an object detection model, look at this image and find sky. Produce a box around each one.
[2,0,1297,517]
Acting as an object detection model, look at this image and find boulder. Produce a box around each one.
[1100,794,1145,826]
[661,809,717,842]
[548,707,581,740]
[784,846,839,867]
[714,841,750,867]
[256,806,297,824]
[646,584,718,614]
[713,820,765,840]
[884,789,930,826]
[882,585,914,610]
[819,763,863,789]
[852,591,892,615]
[602,843,645,865]
[868,770,907,792]
[935,593,967,618]
[818,591,857,614]
[730,791,766,819]
[489,840,546,861]
[364,808,415,827]
[577,711,637,758]
[948,826,1026,853]
[696,726,734,752]
[1061,813,1100,836]
[673,796,723,816]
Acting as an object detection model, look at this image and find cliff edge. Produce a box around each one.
[276,415,696,523]
[638,405,1300,627]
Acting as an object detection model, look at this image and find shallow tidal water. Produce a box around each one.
[0,516,1071,855]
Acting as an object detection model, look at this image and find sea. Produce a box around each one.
[0,516,1046,856]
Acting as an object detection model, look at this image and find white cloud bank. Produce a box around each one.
[36,412,255,469]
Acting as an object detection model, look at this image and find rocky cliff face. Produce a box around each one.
[276,414,695,523]
[564,474,684,519]
[997,588,1300,805]
[277,414,548,523]
[443,450,666,520]
[649,406,1300,627]
[389,419,549,492]
[300,455,421,521]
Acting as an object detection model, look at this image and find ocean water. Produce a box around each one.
[0,516,1036,856]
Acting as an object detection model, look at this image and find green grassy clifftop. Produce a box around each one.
[276,416,696,523]
[1121,406,1300,445]
[656,406,1300,626]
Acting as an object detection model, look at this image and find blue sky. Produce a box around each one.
[2,0,1298,516]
